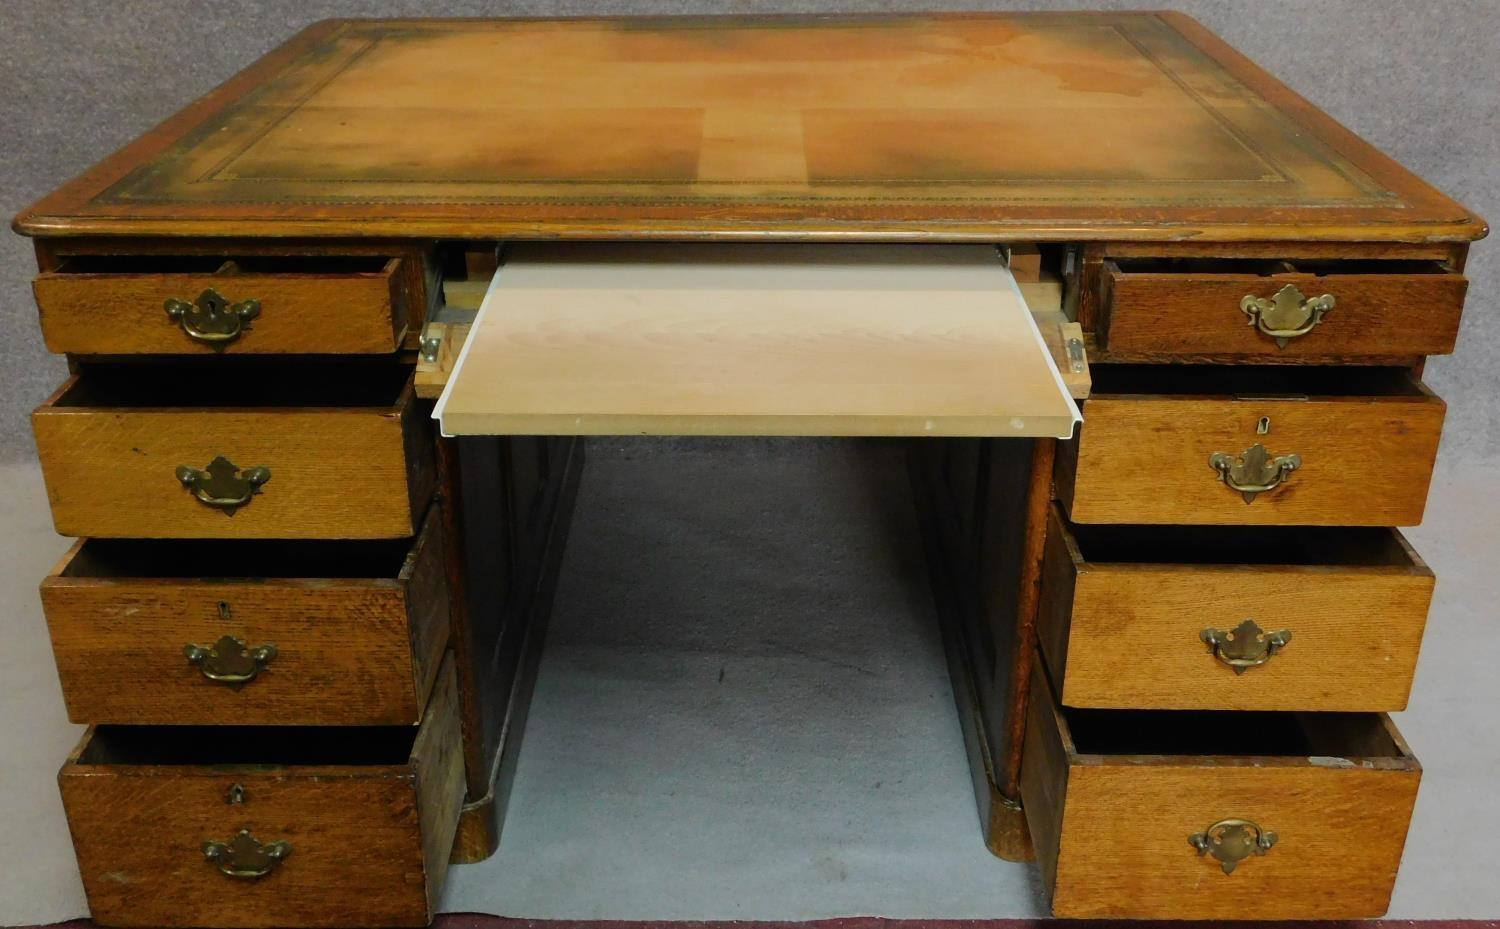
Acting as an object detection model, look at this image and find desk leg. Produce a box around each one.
[912,437,1054,862]
[438,435,585,864]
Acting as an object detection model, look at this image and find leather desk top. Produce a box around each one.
[13,13,1485,242]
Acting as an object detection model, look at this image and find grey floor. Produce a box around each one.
[1,439,1497,923]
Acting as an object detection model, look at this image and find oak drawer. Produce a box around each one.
[33,364,433,539]
[1100,258,1466,357]
[35,255,409,355]
[1057,366,1445,526]
[1037,505,1433,712]
[1020,660,1420,919]
[41,506,450,726]
[59,656,464,929]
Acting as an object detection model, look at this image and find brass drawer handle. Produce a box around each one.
[164,288,260,347]
[203,829,291,879]
[185,635,277,686]
[1201,619,1290,674]
[1240,283,1334,348]
[1189,818,1277,874]
[1209,443,1299,503]
[176,456,270,514]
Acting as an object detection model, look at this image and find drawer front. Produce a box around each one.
[42,508,450,726]
[1021,664,1420,920]
[59,659,464,929]
[1101,261,1466,357]
[1059,389,1444,526]
[33,373,432,539]
[1037,507,1434,711]
[35,258,408,355]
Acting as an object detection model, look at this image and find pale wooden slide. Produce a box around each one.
[434,244,1082,439]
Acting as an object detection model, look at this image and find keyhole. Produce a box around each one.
[227,783,246,804]
[1256,416,1271,435]
[218,601,231,620]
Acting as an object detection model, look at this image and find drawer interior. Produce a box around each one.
[58,536,415,579]
[1089,363,1426,397]
[1061,705,1410,761]
[76,723,418,767]
[1108,257,1453,277]
[1065,520,1421,567]
[51,254,394,277]
[55,362,411,408]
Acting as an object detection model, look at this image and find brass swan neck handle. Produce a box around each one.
[165,288,260,347]
[1209,443,1300,503]
[176,456,271,514]
[203,829,291,879]
[1240,283,1334,348]
[1201,619,1291,674]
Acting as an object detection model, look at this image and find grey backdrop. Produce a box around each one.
[2,0,1496,463]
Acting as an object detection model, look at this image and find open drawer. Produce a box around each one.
[1037,505,1434,711]
[1099,256,1467,357]
[35,254,411,355]
[59,657,464,928]
[40,507,451,726]
[1021,657,1420,919]
[432,244,1083,438]
[32,363,433,539]
[1058,365,1445,526]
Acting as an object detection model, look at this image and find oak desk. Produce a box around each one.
[14,13,1484,926]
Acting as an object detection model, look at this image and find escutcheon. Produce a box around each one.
[1209,443,1300,503]
[176,456,270,514]
[203,829,291,879]
[1240,283,1335,348]
[164,289,260,347]
[1189,818,1277,874]
[1201,619,1291,674]
[184,635,277,687]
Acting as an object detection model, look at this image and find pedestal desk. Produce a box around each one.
[14,13,1485,925]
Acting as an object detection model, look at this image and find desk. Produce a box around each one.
[13,13,1484,926]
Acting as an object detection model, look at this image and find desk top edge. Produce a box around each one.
[12,12,1488,244]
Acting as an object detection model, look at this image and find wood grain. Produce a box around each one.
[436,244,1079,438]
[1101,263,1467,357]
[411,657,465,916]
[1059,380,1445,526]
[997,438,1058,798]
[32,371,432,539]
[35,258,406,355]
[1021,663,1421,919]
[1036,506,1434,711]
[59,659,464,928]
[41,507,450,726]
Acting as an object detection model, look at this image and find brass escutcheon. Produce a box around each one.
[164,288,260,347]
[176,456,270,514]
[185,635,276,687]
[1209,443,1300,503]
[1240,283,1335,348]
[1189,819,1277,874]
[203,829,291,879]
[1201,619,1291,674]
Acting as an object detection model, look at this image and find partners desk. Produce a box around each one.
[14,13,1485,926]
